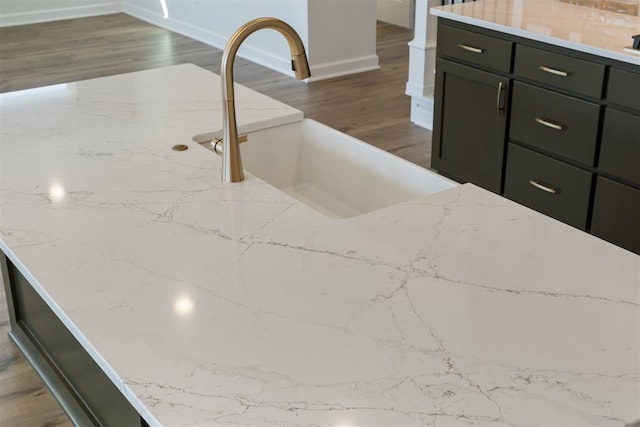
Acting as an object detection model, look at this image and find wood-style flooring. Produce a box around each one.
[0,13,432,426]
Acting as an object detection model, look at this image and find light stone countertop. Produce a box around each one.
[431,0,640,65]
[0,64,639,426]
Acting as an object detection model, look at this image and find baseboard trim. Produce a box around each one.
[405,81,435,99]
[306,56,380,82]
[408,94,434,130]
[408,39,437,51]
[0,2,123,27]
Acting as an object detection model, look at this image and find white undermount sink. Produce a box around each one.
[197,119,458,218]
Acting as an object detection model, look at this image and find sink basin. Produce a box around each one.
[197,119,458,218]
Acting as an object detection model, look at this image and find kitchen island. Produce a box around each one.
[430,0,640,254]
[1,64,639,426]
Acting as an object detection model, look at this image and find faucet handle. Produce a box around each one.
[291,53,311,80]
[211,134,248,154]
[192,131,248,144]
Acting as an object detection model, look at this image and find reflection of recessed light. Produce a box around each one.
[49,184,66,202]
[160,0,169,19]
[1,83,71,101]
[174,295,194,316]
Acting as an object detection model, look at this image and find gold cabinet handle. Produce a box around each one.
[496,81,505,115]
[535,117,565,130]
[539,65,569,77]
[529,179,558,194]
[458,43,483,54]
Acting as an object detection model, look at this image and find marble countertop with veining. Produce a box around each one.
[431,0,640,65]
[1,64,639,426]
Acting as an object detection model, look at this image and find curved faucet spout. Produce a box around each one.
[220,17,311,183]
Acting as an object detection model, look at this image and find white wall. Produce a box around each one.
[124,0,309,78]
[377,0,414,29]
[0,0,122,27]
[124,0,379,81]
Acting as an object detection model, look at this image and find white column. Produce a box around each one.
[405,0,440,130]
[306,0,379,82]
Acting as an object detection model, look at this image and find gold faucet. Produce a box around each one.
[220,17,311,183]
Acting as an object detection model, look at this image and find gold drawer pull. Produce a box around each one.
[496,81,505,115]
[535,117,565,131]
[539,65,569,77]
[458,43,483,54]
[529,179,558,194]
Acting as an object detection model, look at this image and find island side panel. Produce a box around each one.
[1,253,149,427]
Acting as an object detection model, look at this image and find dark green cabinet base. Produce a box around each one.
[1,254,149,427]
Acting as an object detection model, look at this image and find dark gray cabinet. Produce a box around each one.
[433,19,640,254]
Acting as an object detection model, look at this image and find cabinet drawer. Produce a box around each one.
[591,177,640,254]
[514,45,605,98]
[607,68,640,111]
[504,144,593,229]
[437,24,513,72]
[510,81,600,166]
[599,108,640,186]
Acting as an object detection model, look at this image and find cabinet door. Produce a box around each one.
[432,58,509,193]
[590,176,640,254]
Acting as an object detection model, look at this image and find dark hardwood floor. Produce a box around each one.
[0,13,432,426]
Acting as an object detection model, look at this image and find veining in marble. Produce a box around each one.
[1,65,639,426]
[431,0,640,64]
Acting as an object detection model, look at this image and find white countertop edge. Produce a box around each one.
[0,239,162,426]
[229,111,305,137]
[431,8,640,66]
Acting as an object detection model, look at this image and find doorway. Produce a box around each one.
[376,0,415,28]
